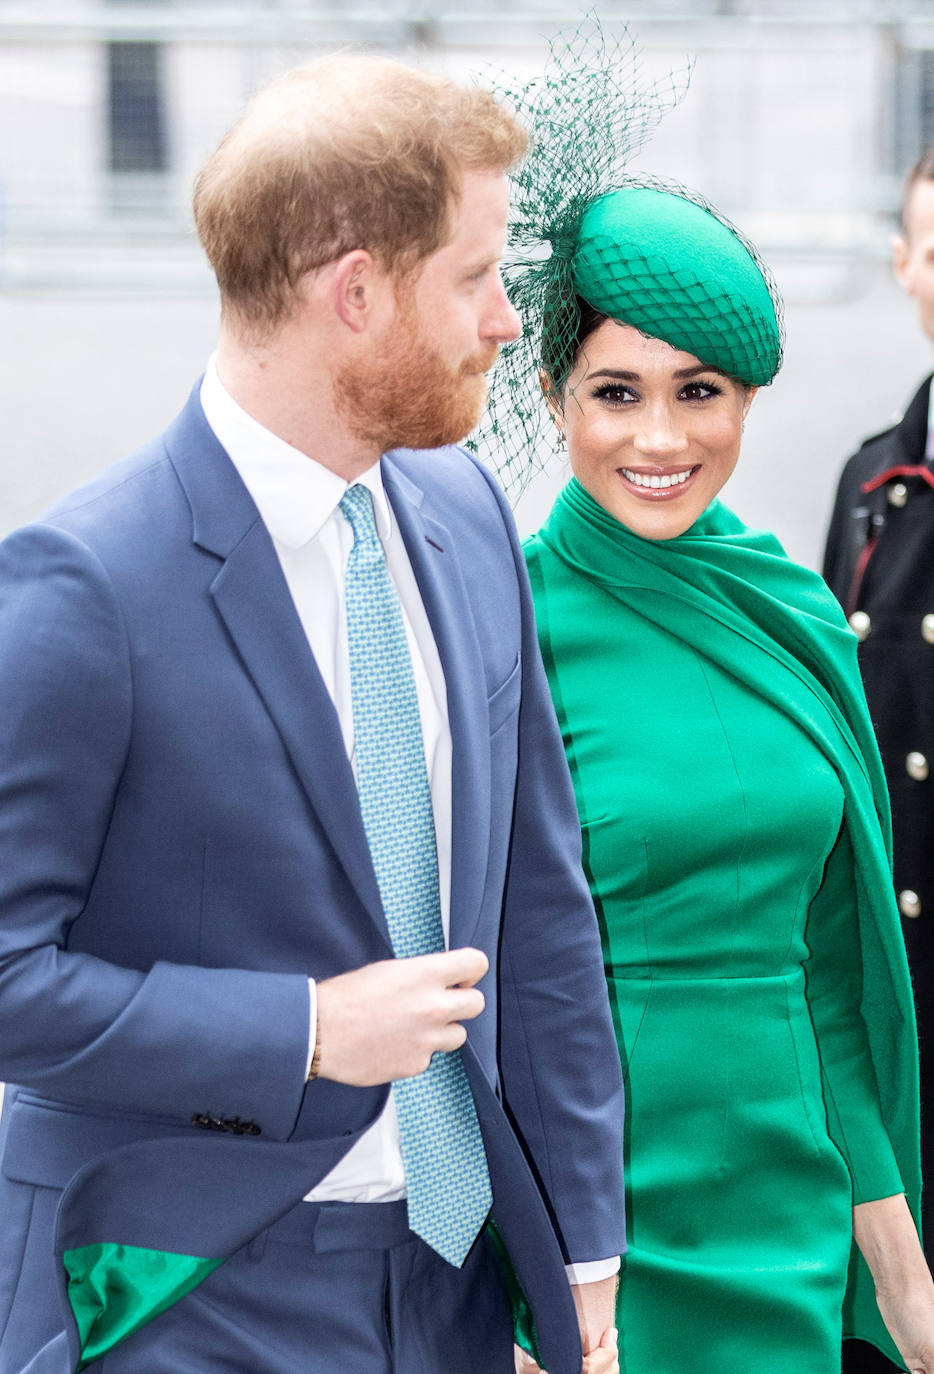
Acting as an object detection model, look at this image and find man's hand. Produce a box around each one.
[315,948,488,1085]
[514,1273,619,1374]
[514,1328,618,1374]
[571,1275,619,1362]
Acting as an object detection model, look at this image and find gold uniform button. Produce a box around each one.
[923,614,934,644]
[888,482,909,507]
[848,610,871,641]
[907,751,929,781]
[899,890,922,918]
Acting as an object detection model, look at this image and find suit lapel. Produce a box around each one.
[166,390,491,948]
[384,460,491,951]
[208,531,385,933]
[166,388,387,940]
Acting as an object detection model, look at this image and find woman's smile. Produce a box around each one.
[617,463,701,498]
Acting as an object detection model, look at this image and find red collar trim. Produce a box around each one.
[861,464,934,493]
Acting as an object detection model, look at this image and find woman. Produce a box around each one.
[512,182,934,1372]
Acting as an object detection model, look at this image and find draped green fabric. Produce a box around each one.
[63,1242,223,1369]
[524,478,921,1365]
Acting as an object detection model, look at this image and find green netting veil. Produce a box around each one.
[470,20,784,494]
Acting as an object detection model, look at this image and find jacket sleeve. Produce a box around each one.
[804,815,904,1203]
[472,469,627,1266]
[0,523,310,1139]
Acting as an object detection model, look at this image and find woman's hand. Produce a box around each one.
[514,1326,619,1374]
[514,1273,619,1374]
[581,1326,619,1374]
[874,1285,934,1373]
[853,1194,934,1373]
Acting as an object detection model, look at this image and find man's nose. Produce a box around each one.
[483,276,521,344]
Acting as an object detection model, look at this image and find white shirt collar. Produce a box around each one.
[199,355,393,550]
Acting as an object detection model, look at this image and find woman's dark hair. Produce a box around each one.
[540,288,754,397]
[541,291,611,392]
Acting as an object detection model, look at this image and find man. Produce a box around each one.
[0,55,624,1374]
[824,148,934,1374]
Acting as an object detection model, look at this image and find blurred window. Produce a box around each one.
[921,51,934,151]
[107,42,167,174]
[895,47,934,174]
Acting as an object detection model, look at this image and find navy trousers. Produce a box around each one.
[1,1196,515,1373]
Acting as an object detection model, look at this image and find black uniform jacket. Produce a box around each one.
[824,376,934,1213]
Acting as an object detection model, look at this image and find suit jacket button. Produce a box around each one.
[899,889,922,918]
[906,751,929,782]
[848,610,871,641]
[922,614,934,644]
[887,482,908,507]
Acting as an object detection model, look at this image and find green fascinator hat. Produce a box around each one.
[472,20,784,490]
[571,186,782,388]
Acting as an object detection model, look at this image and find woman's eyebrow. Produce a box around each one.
[672,364,728,379]
[585,368,640,382]
[584,365,726,382]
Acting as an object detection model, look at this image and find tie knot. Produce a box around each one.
[339,485,381,549]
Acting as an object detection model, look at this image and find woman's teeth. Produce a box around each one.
[621,467,694,489]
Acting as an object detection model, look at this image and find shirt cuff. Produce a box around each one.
[305,977,317,1080]
[564,1256,621,1285]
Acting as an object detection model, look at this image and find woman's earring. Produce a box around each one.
[557,430,567,453]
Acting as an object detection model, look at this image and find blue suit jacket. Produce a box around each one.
[0,387,625,1372]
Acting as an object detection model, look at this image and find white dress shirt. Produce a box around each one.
[199,360,617,1281]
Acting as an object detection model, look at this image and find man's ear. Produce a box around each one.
[893,234,914,294]
[332,250,383,332]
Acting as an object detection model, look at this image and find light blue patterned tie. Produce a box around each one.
[339,484,492,1267]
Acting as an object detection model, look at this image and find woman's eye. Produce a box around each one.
[681,381,722,401]
[593,384,634,405]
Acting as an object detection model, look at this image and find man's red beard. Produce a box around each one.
[335,306,498,453]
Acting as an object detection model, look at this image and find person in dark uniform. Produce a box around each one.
[824,147,934,1374]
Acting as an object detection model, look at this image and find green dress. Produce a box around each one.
[524,480,921,1372]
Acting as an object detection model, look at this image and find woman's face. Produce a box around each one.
[554,320,756,541]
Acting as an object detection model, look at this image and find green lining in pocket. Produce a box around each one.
[63,1242,223,1369]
